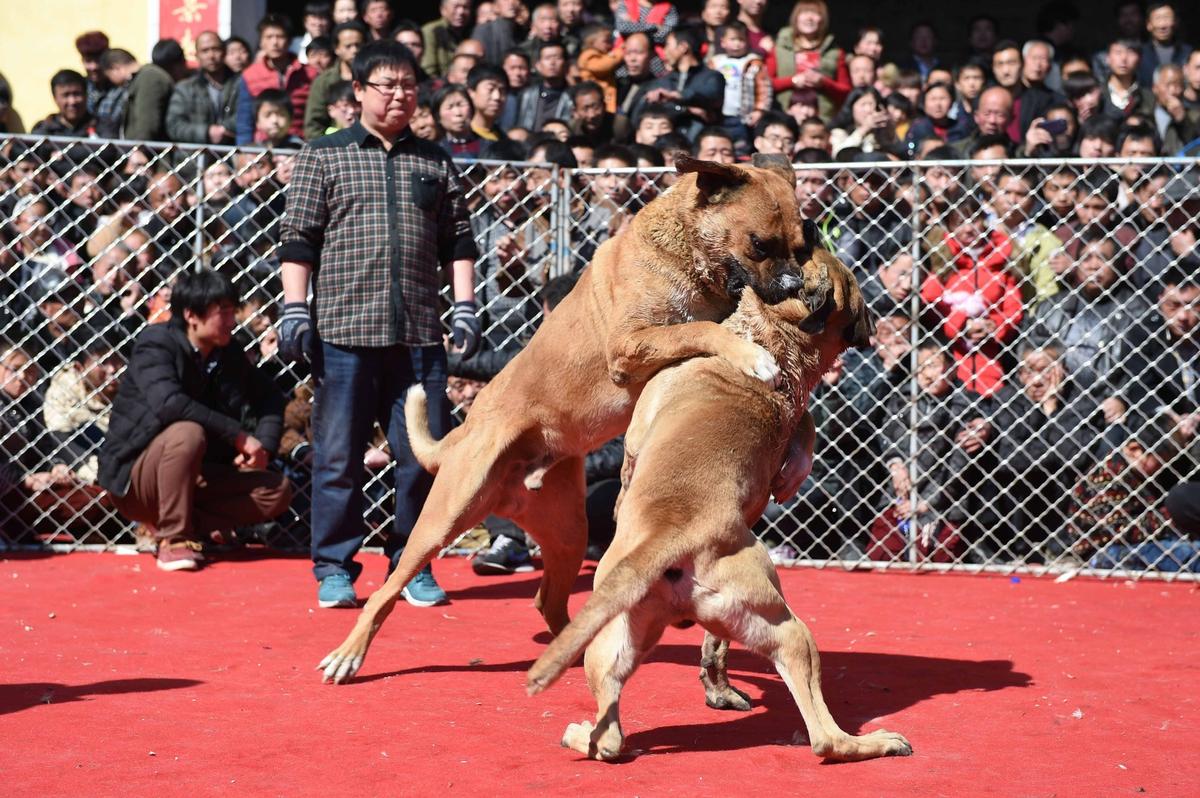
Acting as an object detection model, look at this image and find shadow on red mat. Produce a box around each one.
[0,678,204,716]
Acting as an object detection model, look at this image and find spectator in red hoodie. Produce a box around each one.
[921,195,1023,397]
[235,14,317,144]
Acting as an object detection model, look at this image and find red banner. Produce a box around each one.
[158,0,222,66]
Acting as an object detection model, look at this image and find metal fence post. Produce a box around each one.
[193,149,206,271]
[554,164,567,279]
[906,160,923,566]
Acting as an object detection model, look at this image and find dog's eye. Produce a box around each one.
[748,234,769,260]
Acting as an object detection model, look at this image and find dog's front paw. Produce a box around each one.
[317,646,365,684]
[728,342,780,388]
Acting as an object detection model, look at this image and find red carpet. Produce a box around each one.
[1,552,1197,797]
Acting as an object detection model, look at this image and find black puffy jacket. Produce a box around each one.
[97,323,284,497]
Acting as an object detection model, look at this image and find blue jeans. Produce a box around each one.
[310,342,451,582]
[1088,539,1200,573]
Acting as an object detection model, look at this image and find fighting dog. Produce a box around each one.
[526,253,914,763]
[318,154,830,683]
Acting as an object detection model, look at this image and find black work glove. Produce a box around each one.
[450,300,481,360]
[278,301,315,365]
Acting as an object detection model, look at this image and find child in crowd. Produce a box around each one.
[707,20,772,153]
[577,24,623,113]
[305,36,333,73]
[324,80,360,134]
[921,195,1022,397]
[947,63,985,141]
[254,90,305,149]
[870,343,972,563]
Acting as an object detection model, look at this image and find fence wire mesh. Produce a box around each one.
[1,133,1198,580]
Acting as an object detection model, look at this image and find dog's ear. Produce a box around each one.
[798,286,833,334]
[675,153,748,202]
[750,153,797,188]
[801,218,821,252]
[844,295,875,349]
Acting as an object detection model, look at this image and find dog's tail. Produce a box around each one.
[526,536,682,695]
[405,385,445,473]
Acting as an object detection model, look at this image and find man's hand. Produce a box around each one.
[451,300,481,359]
[1024,118,1053,153]
[208,124,229,144]
[1101,396,1127,424]
[278,301,315,365]
[120,281,143,316]
[496,233,523,268]
[889,459,912,497]
[956,418,991,454]
[234,432,269,470]
[364,447,391,469]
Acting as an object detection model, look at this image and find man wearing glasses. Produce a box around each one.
[278,40,481,610]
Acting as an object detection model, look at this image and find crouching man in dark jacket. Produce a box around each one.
[98,268,292,572]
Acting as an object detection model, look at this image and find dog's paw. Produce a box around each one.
[317,650,364,684]
[561,721,595,755]
[869,729,914,757]
[704,683,753,712]
[729,342,781,388]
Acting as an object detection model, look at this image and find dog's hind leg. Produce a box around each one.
[562,603,666,761]
[701,540,911,761]
[699,632,752,711]
[318,442,504,683]
[768,613,912,761]
[514,456,588,636]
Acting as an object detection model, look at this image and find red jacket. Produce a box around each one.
[920,229,1023,396]
[240,53,316,139]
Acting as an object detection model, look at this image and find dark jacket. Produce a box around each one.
[511,79,574,131]
[124,64,176,141]
[874,382,972,521]
[1023,289,1152,408]
[166,70,238,143]
[1125,326,1200,420]
[97,323,285,496]
[647,64,725,137]
[30,114,96,138]
[827,203,913,290]
[472,17,523,66]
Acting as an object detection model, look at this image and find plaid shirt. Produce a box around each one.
[278,122,477,347]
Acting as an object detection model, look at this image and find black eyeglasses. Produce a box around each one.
[364,81,418,96]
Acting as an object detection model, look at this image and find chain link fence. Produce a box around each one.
[2,133,1198,580]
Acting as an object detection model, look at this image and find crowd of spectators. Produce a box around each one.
[1,0,1199,571]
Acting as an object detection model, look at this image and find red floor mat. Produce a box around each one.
[1,552,1197,796]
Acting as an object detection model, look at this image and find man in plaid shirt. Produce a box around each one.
[277,40,480,610]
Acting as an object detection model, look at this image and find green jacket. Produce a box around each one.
[124,64,175,141]
[773,29,843,120]
[421,18,462,78]
[304,66,351,141]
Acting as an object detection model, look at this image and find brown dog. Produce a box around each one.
[526,254,914,763]
[318,155,830,683]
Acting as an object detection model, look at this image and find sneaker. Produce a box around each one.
[472,533,534,575]
[317,573,357,608]
[401,565,448,607]
[156,538,203,572]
